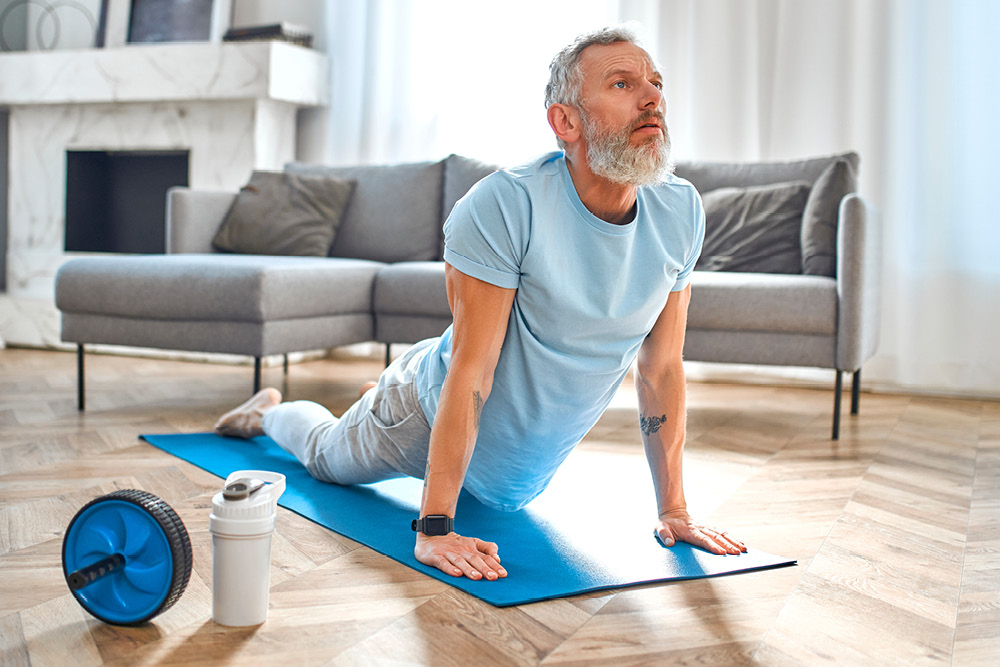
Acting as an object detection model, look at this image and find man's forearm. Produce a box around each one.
[419,371,488,519]
[636,363,688,516]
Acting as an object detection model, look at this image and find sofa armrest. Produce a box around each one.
[165,187,236,254]
[836,194,882,371]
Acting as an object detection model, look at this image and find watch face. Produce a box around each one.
[424,515,452,535]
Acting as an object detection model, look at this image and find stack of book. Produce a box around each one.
[223,23,313,49]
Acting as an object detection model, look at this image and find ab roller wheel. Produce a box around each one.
[62,489,192,625]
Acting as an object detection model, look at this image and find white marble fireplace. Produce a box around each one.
[0,41,328,347]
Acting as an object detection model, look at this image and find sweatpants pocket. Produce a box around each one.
[366,411,430,480]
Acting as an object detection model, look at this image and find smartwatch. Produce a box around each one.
[411,515,454,536]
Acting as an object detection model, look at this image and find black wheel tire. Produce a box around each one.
[62,489,193,625]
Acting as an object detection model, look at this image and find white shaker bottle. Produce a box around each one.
[209,470,286,626]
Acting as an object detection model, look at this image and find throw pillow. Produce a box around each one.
[696,181,811,274]
[801,158,857,277]
[212,171,356,256]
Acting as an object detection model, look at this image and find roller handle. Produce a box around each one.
[67,553,126,590]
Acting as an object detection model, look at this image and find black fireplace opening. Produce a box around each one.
[64,150,190,254]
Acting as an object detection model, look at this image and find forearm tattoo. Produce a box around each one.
[473,390,483,430]
[640,413,667,436]
[420,390,485,489]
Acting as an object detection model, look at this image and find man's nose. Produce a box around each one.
[640,81,662,109]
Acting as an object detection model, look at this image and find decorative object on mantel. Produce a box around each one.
[0,0,102,51]
[0,0,235,51]
[223,22,313,49]
[127,0,231,44]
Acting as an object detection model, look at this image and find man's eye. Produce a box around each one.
[652,81,663,90]
[613,81,627,89]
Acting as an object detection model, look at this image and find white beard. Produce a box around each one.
[581,110,674,186]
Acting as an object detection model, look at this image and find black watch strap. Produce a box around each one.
[411,514,454,536]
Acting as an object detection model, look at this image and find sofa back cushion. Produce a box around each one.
[674,152,858,194]
[286,160,445,263]
[675,152,859,277]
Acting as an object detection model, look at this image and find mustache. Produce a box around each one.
[631,110,666,132]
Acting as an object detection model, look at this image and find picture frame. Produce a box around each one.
[101,0,231,48]
[100,0,131,47]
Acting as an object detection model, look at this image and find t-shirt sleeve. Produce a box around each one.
[443,173,530,290]
[672,189,706,292]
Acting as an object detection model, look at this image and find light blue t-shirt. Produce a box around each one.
[414,151,704,511]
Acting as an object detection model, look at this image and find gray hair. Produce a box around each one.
[544,25,640,111]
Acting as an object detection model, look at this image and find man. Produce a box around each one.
[216,26,746,582]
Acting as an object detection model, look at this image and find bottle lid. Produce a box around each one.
[223,477,267,501]
[211,470,286,522]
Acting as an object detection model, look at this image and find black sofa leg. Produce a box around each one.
[253,357,262,394]
[77,344,85,412]
[385,344,392,368]
[832,370,843,440]
[851,369,861,415]
[283,354,289,376]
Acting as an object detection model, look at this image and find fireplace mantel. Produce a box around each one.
[0,41,327,107]
[0,42,329,347]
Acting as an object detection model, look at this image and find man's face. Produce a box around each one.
[576,42,672,185]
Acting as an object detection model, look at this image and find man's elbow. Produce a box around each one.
[444,361,497,401]
[635,357,685,391]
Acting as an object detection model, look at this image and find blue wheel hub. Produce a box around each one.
[62,490,191,625]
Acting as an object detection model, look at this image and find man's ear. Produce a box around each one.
[547,103,582,145]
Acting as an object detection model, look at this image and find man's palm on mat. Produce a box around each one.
[415,533,507,581]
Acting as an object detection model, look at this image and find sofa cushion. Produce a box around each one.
[55,255,384,322]
[697,181,809,274]
[801,158,856,277]
[373,261,450,318]
[687,270,837,335]
[286,160,445,263]
[61,312,376,358]
[211,171,356,257]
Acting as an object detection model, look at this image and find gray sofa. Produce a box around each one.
[55,152,879,439]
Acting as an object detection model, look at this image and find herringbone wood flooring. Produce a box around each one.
[0,348,997,666]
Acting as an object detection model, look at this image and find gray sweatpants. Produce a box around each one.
[261,340,434,484]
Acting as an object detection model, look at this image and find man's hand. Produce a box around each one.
[414,533,507,581]
[655,510,747,555]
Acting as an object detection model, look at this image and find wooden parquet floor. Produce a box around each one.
[0,347,997,666]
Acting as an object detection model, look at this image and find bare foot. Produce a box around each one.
[215,388,282,438]
[359,381,377,398]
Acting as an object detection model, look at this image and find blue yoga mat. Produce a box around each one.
[141,432,795,606]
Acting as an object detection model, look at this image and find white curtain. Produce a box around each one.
[320,0,619,166]
[625,0,1000,398]
[319,0,1000,398]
